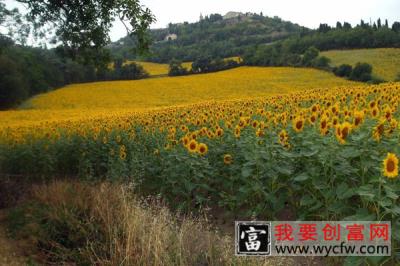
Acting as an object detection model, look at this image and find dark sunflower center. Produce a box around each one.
[296,121,303,130]
[378,124,385,134]
[387,160,395,172]
[341,127,349,138]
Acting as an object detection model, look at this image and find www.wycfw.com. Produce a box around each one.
[274,242,390,256]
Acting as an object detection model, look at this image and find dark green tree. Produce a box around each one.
[192,57,212,73]
[168,60,188,76]
[0,54,28,109]
[312,56,331,69]
[302,46,319,66]
[392,22,400,33]
[18,0,155,66]
[117,63,148,80]
[333,64,353,77]
[350,62,373,82]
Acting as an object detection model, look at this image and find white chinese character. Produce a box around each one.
[241,226,266,251]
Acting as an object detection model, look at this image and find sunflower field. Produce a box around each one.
[1,72,400,262]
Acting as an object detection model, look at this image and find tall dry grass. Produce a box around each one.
[8,181,290,266]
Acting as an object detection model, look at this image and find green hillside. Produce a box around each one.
[322,48,400,81]
[110,12,306,63]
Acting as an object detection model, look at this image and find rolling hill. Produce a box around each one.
[110,12,307,63]
[3,66,361,129]
[322,48,400,81]
[24,67,360,111]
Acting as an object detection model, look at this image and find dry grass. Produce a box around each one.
[8,181,291,266]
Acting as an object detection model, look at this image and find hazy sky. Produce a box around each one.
[4,0,400,41]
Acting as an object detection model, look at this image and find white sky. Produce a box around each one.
[4,0,400,42]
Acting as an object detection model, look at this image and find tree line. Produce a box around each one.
[168,57,242,76]
[0,37,150,109]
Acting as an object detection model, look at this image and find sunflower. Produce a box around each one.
[372,119,385,141]
[279,129,288,143]
[278,129,289,148]
[224,154,233,165]
[197,143,208,155]
[119,150,127,160]
[256,128,265,137]
[370,107,380,118]
[319,116,329,135]
[336,122,352,144]
[383,106,392,120]
[182,136,190,146]
[387,118,398,135]
[216,128,224,137]
[188,140,198,153]
[292,116,304,133]
[353,111,364,127]
[180,125,188,132]
[311,104,318,113]
[309,114,317,124]
[369,100,376,109]
[207,131,215,139]
[234,125,241,138]
[332,116,339,126]
[383,153,398,179]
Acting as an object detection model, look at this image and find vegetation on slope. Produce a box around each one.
[322,48,400,81]
[111,12,305,62]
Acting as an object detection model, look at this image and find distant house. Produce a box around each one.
[223,11,245,20]
[164,34,178,41]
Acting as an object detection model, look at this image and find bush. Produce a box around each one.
[350,62,373,82]
[333,64,353,77]
[110,62,149,80]
[301,46,319,66]
[312,56,331,69]
[191,57,241,74]
[168,60,189,76]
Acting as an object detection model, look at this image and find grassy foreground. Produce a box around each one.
[6,181,289,266]
[322,48,400,81]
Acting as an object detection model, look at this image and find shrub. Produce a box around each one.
[333,64,353,77]
[168,60,189,76]
[312,56,331,69]
[301,46,319,66]
[115,62,149,80]
[350,62,373,82]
